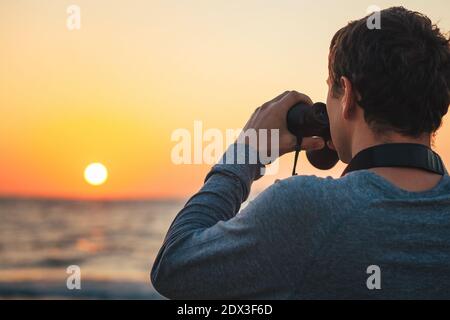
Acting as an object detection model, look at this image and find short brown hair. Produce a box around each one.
[329,6,450,137]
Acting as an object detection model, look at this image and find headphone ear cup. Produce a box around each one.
[306,145,339,170]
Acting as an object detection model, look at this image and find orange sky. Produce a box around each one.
[1,0,450,200]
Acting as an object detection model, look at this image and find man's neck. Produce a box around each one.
[351,129,432,160]
[350,128,442,192]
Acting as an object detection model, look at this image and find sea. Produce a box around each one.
[0,197,187,299]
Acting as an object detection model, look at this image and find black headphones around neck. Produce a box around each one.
[341,143,448,177]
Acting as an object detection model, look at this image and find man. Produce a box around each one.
[151,7,450,299]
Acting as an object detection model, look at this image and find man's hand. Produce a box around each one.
[241,91,326,158]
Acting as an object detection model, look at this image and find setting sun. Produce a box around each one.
[84,163,108,186]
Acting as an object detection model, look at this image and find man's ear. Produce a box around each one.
[339,76,356,120]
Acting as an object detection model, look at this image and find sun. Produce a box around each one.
[84,163,108,186]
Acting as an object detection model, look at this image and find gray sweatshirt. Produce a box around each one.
[151,144,450,299]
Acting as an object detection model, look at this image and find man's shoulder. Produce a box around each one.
[260,171,366,217]
[273,172,356,196]
[246,173,362,244]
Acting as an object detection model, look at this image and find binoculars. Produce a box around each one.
[287,102,339,171]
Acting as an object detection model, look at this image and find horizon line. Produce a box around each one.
[0,194,188,203]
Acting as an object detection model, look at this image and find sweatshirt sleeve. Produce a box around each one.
[150,143,296,299]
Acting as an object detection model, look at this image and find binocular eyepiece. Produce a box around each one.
[286,102,339,171]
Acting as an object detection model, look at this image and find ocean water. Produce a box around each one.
[0,198,185,299]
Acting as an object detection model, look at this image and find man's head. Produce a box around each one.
[326,6,450,163]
